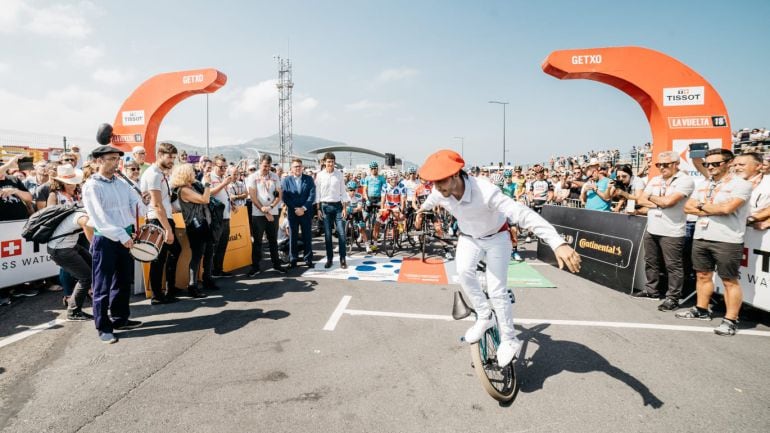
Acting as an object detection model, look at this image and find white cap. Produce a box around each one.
[132,146,146,154]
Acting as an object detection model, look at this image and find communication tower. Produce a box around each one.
[275,56,293,168]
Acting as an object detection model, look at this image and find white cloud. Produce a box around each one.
[0,1,94,39]
[377,67,418,82]
[231,79,278,115]
[296,97,319,112]
[75,45,103,65]
[0,85,120,140]
[26,2,92,39]
[345,99,398,112]
[92,68,132,85]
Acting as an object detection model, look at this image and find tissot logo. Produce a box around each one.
[1,239,22,258]
[663,86,705,106]
[122,110,145,126]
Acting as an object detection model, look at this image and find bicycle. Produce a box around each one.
[378,207,405,258]
[344,209,366,252]
[452,261,518,402]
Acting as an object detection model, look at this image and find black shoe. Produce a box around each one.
[273,266,288,274]
[632,290,661,300]
[151,297,168,305]
[212,271,233,279]
[307,262,315,269]
[187,285,208,299]
[340,260,347,269]
[66,310,94,321]
[324,261,333,269]
[289,262,298,269]
[113,319,142,330]
[204,281,220,291]
[658,298,679,311]
[247,268,262,278]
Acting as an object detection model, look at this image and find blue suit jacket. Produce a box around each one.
[281,174,316,211]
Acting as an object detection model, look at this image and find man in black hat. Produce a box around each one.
[81,144,146,344]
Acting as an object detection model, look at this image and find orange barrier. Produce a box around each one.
[141,207,252,297]
[542,47,731,177]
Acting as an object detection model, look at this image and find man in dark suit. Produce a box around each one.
[281,158,316,268]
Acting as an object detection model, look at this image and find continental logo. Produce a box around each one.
[578,238,623,256]
[228,232,243,242]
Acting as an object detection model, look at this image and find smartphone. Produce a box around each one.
[18,156,34,171]
[689,142,709,159]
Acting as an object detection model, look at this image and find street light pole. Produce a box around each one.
[488,101,509,166]
[453,136,465,159]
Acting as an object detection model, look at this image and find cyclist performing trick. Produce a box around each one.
[415,150,582,367]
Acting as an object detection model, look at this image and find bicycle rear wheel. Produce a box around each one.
[381,220,396,257]
[470,327,516,402]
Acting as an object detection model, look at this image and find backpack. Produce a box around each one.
[21,203,84,243]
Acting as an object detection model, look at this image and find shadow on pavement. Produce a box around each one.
[118,308,290,338]
[515,323,664,409]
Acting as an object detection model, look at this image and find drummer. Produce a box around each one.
[82,144,148,344]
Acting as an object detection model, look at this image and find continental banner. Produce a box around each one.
[536,206,647,292]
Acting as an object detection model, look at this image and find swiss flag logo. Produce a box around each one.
[1,239,22,258]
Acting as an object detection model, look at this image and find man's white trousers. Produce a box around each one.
[455,231,515,341]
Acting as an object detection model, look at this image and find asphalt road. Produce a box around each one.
[1,245,769,433]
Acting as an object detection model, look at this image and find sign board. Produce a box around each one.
[537,206,647,292]
[0,220,59,289]
[720,227,770,312]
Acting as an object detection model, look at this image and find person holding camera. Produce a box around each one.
[170,163,211,299]
[209,155,233,279]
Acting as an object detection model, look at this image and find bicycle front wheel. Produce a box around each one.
[470,328,516,402]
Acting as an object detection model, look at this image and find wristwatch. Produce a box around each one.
[696,202,705,211]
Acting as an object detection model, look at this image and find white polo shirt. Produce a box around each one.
[247,171,281,216]
[692,176,752,244]
[643,172,694,237]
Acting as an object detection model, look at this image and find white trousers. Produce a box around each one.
[455,231,515,341]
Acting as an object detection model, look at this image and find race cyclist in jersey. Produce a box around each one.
[362,161,386,249]
[415,150,581,367]
[372,170,407,241]
[345,180,371,252]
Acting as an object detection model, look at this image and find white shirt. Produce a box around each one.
[643,172,695,237]
[82,174,140,244]
[315,169,348,204]
[419,176,565,251]
[209,172,231,219]
[48,211,87,249]
[692,175,752,243]
[140,164,172,220]
[247,170,281,216]
[750,175,770,215]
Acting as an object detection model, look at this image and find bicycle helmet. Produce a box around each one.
[369,161,379,169]
[386,170,398,179]
[346,181,358,190]
[503,169,512,177]
[407,166,417,174]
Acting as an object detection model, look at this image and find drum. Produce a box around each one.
[131,224,166,262]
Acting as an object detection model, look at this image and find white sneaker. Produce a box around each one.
[497,338,522,367]
[525,236,532,243]
[464,316,495,343]
[365,245,372,253]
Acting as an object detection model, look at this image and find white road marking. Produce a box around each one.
[323,295,352,331]
[338,307,770,337]
[0,319,66,349]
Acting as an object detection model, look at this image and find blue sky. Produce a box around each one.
[0,0,768,166]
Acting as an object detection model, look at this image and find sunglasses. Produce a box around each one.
[654,162,675,168]
[703,161,727,168]
[127,167,140,172]
[248,168,257,171]
[62,159,75,162]
[215,165,227,168]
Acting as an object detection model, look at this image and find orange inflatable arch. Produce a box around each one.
[110,68,227,162]
[542,46,730,176]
